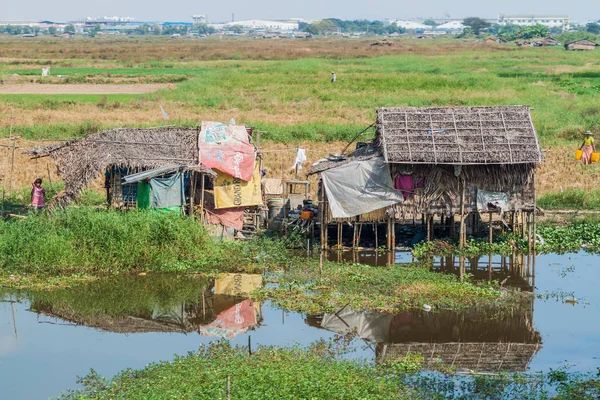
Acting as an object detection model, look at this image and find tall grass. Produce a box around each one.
[537,189,600,210]
[0,209,286,275]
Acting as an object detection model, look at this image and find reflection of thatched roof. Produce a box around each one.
[29,127,215,206]
[377,342,541,372]
[376,106,543,165]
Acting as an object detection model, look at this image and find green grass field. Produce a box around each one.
[1,38,600,145]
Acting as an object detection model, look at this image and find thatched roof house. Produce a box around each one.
[30,127,214,207]
[564,39,599,51]
[311,106,543,249]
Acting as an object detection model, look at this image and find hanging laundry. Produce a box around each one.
[291,148,307,170]
[394,173,415,199]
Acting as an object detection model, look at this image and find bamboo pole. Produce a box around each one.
[459,179,466,248]
[426,213,431,241]
[199,174,205,223]
[488,212,493,245]
[188,171,196,217]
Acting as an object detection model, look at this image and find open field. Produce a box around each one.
[0,83,174,94]
[1,37,600,200]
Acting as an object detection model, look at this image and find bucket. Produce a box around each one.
[592,152,600,163]
[575,149,583,160]
[267,198,284,220]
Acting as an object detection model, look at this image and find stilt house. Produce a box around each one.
[310,106,544,250]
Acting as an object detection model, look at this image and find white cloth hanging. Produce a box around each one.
[291,148,307,170]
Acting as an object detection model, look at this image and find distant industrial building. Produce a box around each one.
[192,15,207,25]
[221,19,299,32]
[497,15,570,31]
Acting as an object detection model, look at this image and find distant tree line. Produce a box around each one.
[300,19,406,35]
[460,16,600,42]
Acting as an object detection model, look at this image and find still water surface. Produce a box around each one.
[1,251,598,399]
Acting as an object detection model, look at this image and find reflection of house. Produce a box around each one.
[307,304,541,372]
[310,106,543,250]
[28,273,263,336]
[29,125,264,233]
[564,39,599,51]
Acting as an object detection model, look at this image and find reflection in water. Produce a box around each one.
[324,249,536,291]
[23,273,263,338]
[307,304,541,372]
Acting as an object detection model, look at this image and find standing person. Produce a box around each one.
[331,71,336,83]
[31,178,46,210]
[580,130,595,165]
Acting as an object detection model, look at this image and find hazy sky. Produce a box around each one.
[5,0,599,23]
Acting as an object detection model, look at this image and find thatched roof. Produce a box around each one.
[29,127,215,206]
[376,106,543,165]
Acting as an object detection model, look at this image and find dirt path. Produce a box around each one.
[0,83,174,95]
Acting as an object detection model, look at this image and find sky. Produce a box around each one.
[4,0,600,23]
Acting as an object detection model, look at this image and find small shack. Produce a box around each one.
[29,124,264,235]
[564,39,599,51]
[310,106,543,250]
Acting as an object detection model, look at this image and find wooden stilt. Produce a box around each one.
[488,253,493,282]
[356,223,363,248]
[391,216,396,250]
[426,213,431,241]
[374,223,378,250]
[488,211,493,245]
[459,179,466,248]
[199,174,205,223]
[189,171,196,217]
[386,218,392,250]
[337,222,342,250]
[352,223,357,249]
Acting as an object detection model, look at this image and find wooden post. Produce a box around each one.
[488,211,493,245]
[459,179,466,248]
[188,171,196,217]
[426,213,431,241]
[386,217,392,250]
[199,174,205,223]
[449,214,455,239]
[374,223,378,250]
[391,216,396,250]
[319,185,326,250]
[352,223,357,249]
[488,253,493,282]
[337,222,342,250]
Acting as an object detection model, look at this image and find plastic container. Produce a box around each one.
[267,198,284,220]
[575,149,583,160]
[301,211,314,220]
[592,152,600,163]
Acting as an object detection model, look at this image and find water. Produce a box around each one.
[1,252,599,399]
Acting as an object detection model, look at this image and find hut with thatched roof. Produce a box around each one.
[29,125,263,234]
[564,38,599,51]
[309,106,543,250]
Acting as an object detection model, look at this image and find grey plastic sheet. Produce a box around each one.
[321,157,404,219]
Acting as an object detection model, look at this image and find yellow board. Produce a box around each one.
[214,165,262,208]
[214,273,263,296]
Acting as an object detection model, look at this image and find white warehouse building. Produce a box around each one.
[497,15,570,30]
[224,19,299,31]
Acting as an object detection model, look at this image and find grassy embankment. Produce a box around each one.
[58,342,599,400]
[2,38,600,205]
